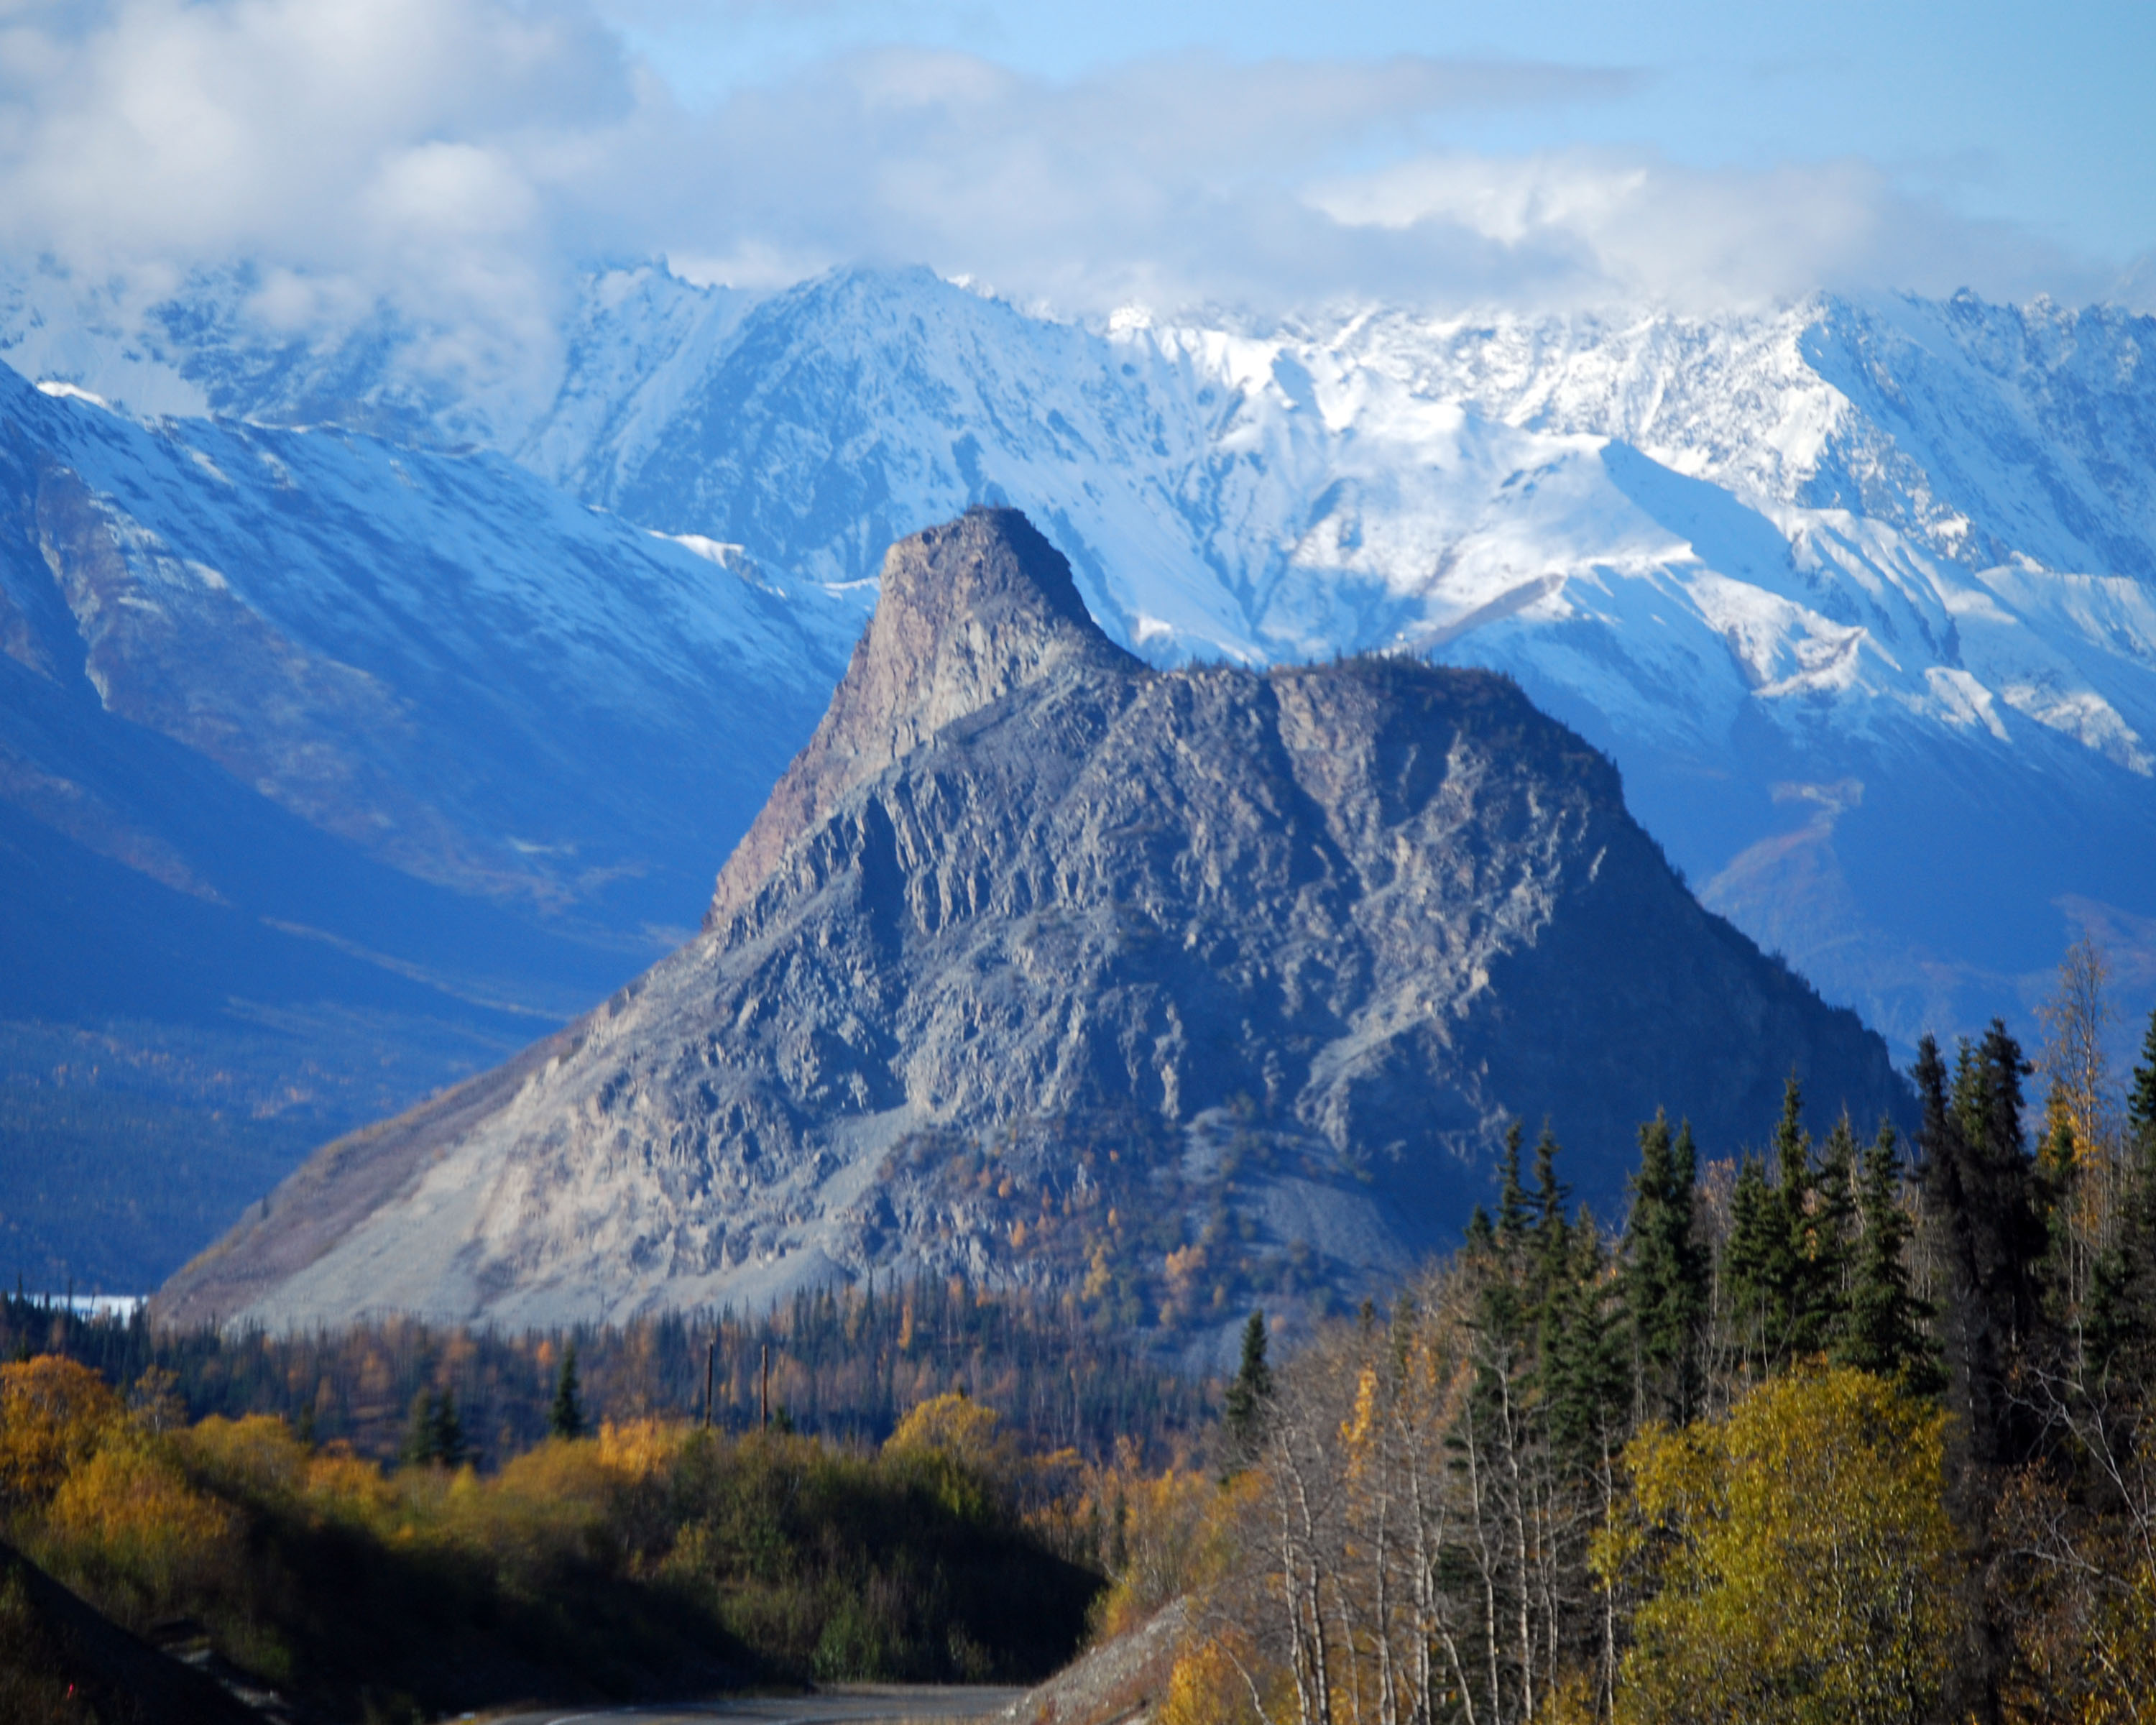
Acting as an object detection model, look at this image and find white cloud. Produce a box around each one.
[0,0,641,351]
[0,0,2121,385]
[1307,149,2099,313]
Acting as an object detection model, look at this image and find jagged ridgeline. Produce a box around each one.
[158,509,1904,1353]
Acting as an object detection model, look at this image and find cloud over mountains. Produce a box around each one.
[0,0,2129,367]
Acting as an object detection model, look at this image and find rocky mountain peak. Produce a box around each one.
[710,505,1136,925]
[156,508,1909,1352]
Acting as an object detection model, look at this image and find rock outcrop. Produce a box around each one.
[157,508,1907,1349]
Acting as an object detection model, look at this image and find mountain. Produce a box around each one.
[0,359,859,1285]
[156,509,1906,1351]
[9,262,2153,1289]
[19,262,2148,1055]
[530,272,2155,1057]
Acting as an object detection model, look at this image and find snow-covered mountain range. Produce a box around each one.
[4,258,2152,1209]
[0,325,867,1283]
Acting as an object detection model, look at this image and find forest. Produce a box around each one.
[0,1271,1213,1466]
[1126,940,2156,1725]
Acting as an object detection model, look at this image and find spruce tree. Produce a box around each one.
[431,1388,468,1468]
[1799,1111,1861,1352]
[1919,1024,2048,1470]
[550,1343,586,1440]
[1917,1027,2046,1725]
[1772,1075,1815,1348]
[2092,1007,2156,1371]
[402,1389,439,1467]
[1222,1311,1273,1471]
[1547,1215,1628,1473]
[1724,1080,1816,1370]
[1496,1121,1529,1249]
[1723,1155,1784,1370]
[1529,1123,1572,1308]
[2131,1006,2156,1159]
[1530,1124,1570,1242]
[1473,1138,1537,1414]
[1773,1073,1810,1200]
[1835,1120,1938,1387]
[1621,1111,1709,1425]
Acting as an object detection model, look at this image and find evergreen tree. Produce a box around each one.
[1918,1024,2049,1469]
[1723,1154,1784,1370]
[2131,1006,2156,1159]
[1772,1076,1818,1347]
[1918,1025,2053,1725]
[1496,1121,1530,1249]
[550,1343,586,1440]
[1546,1216,1629,1473]
[1773,1073,1810,1202]
[431,1388,468,1469]
[1621,1111,1709,1425]
[1528,1123,1573,1312]
[1724,1079,1821,1370]
[1835,1120,1938,1388]
[1798,1111,1861,1353]
[2091,1007,2156,1371]
[1222,1311,1273,1471]
[402,1389,440,1467]
[1529,1125,1571,1246]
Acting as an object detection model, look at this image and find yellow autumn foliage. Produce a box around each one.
[1597,1365,1961,1725]
[1161,1632,1267,1725]
[0,1353,1101,1707]
[42,1432,241,1617]
[1094,1466,1252,1639]
[596,1416,688,1481]
[885,1389,1004,1469]
[0,1356,121,1508]
[178,1413,312,1501]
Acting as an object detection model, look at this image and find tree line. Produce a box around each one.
[1,1270,1211,1468]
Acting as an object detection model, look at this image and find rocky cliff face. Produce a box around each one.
[158,509,1906,1351]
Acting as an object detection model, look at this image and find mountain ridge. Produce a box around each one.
[22,262,2138,1052]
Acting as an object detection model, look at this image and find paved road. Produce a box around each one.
[497,1686,1028,1725]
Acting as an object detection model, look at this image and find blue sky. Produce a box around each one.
[614,0,2154,281]
[0,0,2145,333]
